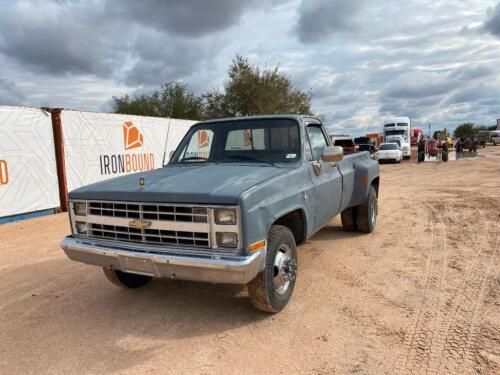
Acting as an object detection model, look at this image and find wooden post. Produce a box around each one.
[43,108,68,212]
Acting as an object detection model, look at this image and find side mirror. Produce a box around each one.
[322,146,343,163]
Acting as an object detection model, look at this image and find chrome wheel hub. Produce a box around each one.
[273,244,296,295]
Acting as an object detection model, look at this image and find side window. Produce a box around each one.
[180,129,214,160]
[306,125,328,161]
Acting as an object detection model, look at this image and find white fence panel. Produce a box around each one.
[0,106,60,218]
[61,111,195,192]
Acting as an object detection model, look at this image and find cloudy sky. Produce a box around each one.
[0,0,499,135]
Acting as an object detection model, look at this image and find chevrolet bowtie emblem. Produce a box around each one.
[129,219,151,229]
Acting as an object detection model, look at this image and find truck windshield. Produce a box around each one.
[385,130,406,136]
[171,119,301,165]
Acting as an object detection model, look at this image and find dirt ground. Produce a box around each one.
[1,147,499,375]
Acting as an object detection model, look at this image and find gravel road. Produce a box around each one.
[1,147,499,375]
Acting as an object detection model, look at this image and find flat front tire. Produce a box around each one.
[247,225,297,313]
[103,268,152,288]
[357,185,378,233]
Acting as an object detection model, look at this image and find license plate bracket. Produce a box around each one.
[119,255,155,276]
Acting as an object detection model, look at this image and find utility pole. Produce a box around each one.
[428,123,431,138]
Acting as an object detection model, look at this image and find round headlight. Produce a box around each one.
[214,209,237,225]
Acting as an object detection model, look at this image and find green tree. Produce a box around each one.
[112,81,203,120]
[203,55,312,119]
[453,123,477,139]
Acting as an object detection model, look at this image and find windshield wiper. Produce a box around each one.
[178,157,209,162]
[225,155,276,166]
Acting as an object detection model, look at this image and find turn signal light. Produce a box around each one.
[248,240,266,253]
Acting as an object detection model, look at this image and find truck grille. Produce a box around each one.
[84,201,212,249]
[89,224,210,247]
[88,202,208,223]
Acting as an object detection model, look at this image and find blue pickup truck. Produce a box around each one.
[61,115,380,313]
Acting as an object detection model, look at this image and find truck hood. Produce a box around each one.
[68,164,290,205]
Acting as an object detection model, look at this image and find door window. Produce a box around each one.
[306,125,328,161]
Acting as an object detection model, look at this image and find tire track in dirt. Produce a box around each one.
[392,201,499,375]
[394,205,446,375]
[437,229,498,374]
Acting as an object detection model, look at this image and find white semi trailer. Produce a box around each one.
[383,117,412,160]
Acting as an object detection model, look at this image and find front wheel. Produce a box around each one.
[247,225,297,313]
[103,268,152,288]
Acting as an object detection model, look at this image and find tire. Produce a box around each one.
[341,207,357,231]
[247,225,297,313]
[102,268,152,288]
[356,186,378,233]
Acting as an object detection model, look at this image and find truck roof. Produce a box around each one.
[384,117,410,124]
[196,114,320,125]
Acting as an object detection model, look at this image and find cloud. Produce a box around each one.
[0,0,276,78]
[124,29,219,86]
[0,1,126,76]
[484,2,500,36]
[382,71,457,99]
[295,0,364,43]
[0,78,26,106]
[106,0,267,38]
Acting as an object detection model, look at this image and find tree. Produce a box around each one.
[453,123,477,139]
[112,81,203,120]
[203,55,312,119]
[433,129,449,140]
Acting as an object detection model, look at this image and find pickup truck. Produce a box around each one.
[61,115,380,313]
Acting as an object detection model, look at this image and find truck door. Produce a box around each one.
[305,123,343,230]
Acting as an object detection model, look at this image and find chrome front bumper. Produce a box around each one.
[61,236,265,284]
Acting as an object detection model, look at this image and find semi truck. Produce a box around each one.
[383,117,411,160]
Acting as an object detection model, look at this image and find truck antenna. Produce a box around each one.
[161,93,175,167]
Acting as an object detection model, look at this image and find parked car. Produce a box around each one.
[375,143,402,163]
[492,131,500,146]
[332,137,358,154]
[61,115,380,313]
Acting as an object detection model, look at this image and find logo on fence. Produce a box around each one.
[198,130,210,148]
[0,160,8,185]
[123,121,144,150]
[99,121,154,176]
